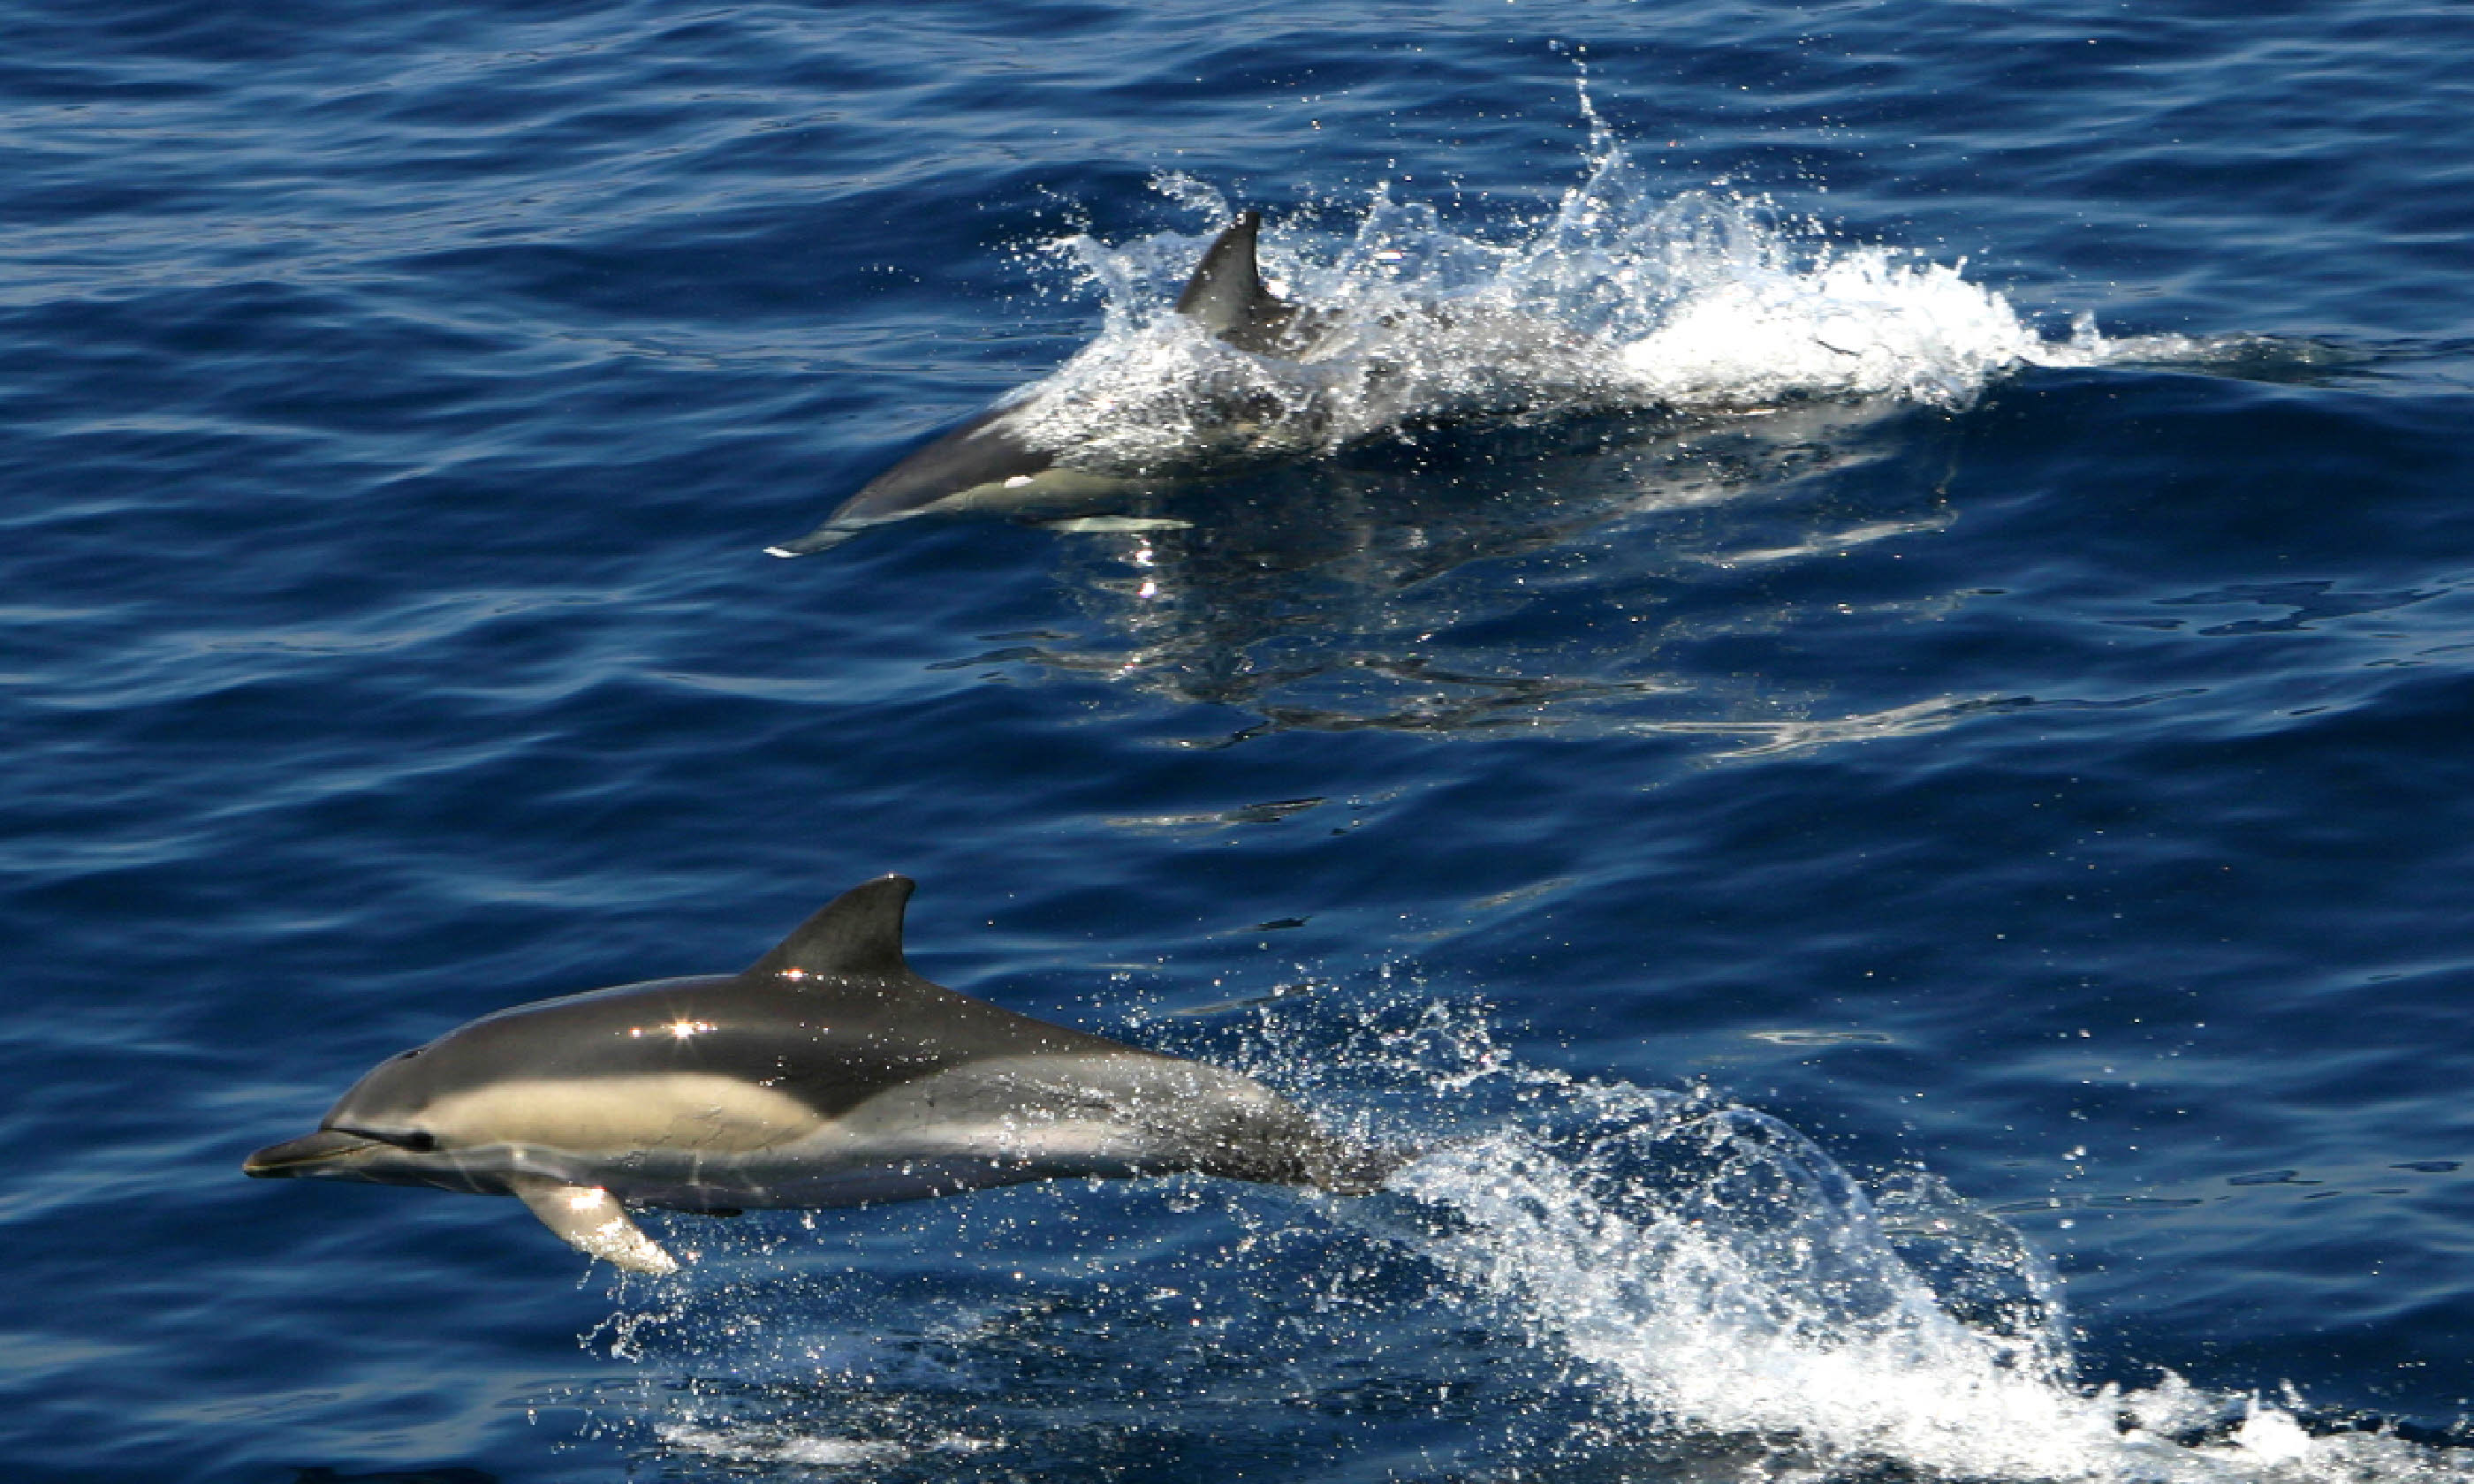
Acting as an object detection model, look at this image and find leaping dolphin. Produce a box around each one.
[765,212,1314,557]
[244,875,1393,1275]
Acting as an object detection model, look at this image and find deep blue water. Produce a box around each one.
[9,2,2474,1480]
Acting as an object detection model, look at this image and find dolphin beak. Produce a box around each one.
[243,1128,384,1177]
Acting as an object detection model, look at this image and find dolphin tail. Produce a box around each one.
[511,1177,681,1275]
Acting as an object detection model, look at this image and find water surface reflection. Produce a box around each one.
[970,401,1984,748]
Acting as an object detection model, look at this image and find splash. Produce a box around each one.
[940,135,2288,744]
[1620,251,2086,406]
[1009,139,2225,477]
[582,988,2471,1484]
[1393,1120,2112,1479]
[657,1424,910,1467]
[1264,999,2474,1484]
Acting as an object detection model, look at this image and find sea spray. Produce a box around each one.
[951,131,2282,742]
[1009,133,2220,478]
[1269,992,2474,1484]
[586,982,2474,1484]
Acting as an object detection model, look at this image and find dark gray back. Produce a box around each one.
[831,404,1057,522]
[327,876,1159,1128]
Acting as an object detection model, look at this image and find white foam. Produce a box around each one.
[1005,138,2254,477]
[1391,1117,2124,1480]
[1374,1078,2472,1484]
[1617,253,2070,408]
[613,997,2473,1484]
[2227,1404,2317,1465]
[658,1423,907,1468]
[1256,1002,2462,1484]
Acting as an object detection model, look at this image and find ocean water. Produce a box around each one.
[8,1,2474,1480]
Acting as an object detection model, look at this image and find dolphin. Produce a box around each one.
[765,211,1315,557]
[244,875,1392,1275]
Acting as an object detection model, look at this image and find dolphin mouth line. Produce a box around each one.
[242,1128,385,1177]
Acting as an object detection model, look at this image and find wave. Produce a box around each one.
[592,992,2473,1484]
[1003,133,2249,478]
[1286,1002,2474,1484]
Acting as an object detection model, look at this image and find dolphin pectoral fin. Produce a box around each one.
[510,1177,680,1276]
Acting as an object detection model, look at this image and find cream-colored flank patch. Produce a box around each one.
[425,1074,817,1155]
[944,467,1128,512]
[830,1054,1273,1164]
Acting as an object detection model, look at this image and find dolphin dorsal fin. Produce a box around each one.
[746,875,915,983]
[1174,211,1301,353]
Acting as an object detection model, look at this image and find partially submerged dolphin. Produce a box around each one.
[766,211,1315,556]
[245,876,1391,1275]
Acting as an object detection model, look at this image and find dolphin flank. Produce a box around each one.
[244,875,1396,1275]
[765,211,1313,557]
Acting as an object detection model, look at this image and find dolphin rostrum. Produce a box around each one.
[244,876,1393,1275]
[766,211,1314,557]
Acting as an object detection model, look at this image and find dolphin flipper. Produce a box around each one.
[511,1177,680,1275]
